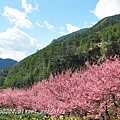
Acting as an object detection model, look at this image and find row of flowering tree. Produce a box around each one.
[0,56,120,119]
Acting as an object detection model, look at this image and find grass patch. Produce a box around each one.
[1,108,120,120]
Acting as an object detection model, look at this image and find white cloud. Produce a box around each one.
[0,27,40,61]
[92,0,120,19]
[3,6,32,28]
[43,21,54,31]
[21,0,38,13]
[0,48,26,61]
[59,31,66,36]
[66,24,80,33]
[58,27,66,35]
[1,1,40,61]
[36,22,44,28]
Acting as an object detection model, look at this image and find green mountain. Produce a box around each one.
[0,14,120,88]
[0,58,17,70]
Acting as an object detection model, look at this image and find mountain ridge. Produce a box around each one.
[51,28,89,44]
[0,58,17,70]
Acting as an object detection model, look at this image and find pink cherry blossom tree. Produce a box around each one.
[0,56,120,119]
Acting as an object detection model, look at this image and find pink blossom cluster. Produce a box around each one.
[0,57,120,118]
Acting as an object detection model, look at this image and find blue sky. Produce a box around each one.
[0,0,120,61]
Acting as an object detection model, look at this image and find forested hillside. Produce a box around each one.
[0,14,120,88]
